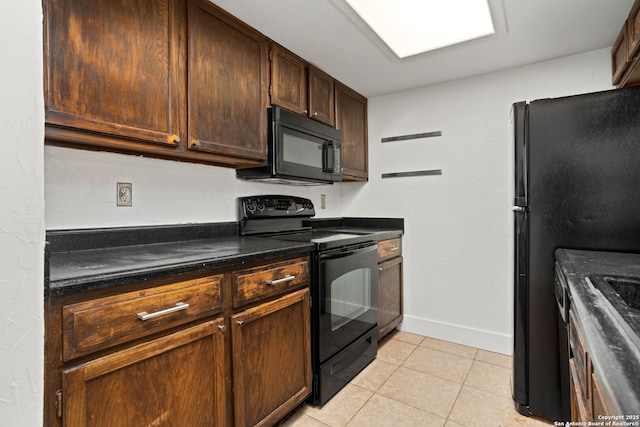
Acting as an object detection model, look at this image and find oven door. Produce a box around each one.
[318,242,378,363]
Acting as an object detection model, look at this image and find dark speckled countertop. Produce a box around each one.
[46,218,404,297]
[46,222,314,297]
[555,249,640,416]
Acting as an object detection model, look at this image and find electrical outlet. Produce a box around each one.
[321,194,326,209]
[117,182,132,207]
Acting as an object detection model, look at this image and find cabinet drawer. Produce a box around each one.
[233,257,310,308]
[62,275,224,361]
[378,238,402,262]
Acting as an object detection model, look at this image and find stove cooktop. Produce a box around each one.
[261,230,375,251]
[238,195,377,250]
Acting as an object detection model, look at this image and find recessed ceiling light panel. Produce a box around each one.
[344,0,496,58]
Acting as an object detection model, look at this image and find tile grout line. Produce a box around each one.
[388,334,481,425]
[377,338,468,425]
[372,339,453,423]
[341,383,375,427]
[442,364,473,426]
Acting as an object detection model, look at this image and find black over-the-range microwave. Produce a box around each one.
[236,106,342,185]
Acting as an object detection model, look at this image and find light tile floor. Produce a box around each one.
[281,331,553,427]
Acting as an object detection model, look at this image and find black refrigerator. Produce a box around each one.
[511,86,640,421]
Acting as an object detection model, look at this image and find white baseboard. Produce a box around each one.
[397,314,513,355]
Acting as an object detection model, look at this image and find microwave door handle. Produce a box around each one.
[322,142,328,172]
[323,141,334,173]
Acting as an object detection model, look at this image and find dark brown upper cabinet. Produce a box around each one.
[269,44,369,181]
[44,0,268,167]
[187,0,268,163]
[308,66,336,126]
[612,0,640,87]
[270,44,308,115]
[44,0,186,151]
[44,0,368,173]
[270,45,335,126]
[335,81,368,181]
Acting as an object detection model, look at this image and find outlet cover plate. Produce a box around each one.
[117,182,132,207]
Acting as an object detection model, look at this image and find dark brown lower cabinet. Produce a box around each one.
[62,319,227,427]
[569,309,612,421]
[231,288,312,427]
[45,255,312,427]
[377,237,403,340]
[378,256,403,339]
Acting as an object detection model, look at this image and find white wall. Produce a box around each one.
[342,48,615,354]
[0,1,45,425]
[45,147,344,229]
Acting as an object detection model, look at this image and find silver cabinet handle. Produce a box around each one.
[266,275,296,286]
[512,206,527,212]
[389,247,399,251]
[137,302,189,321]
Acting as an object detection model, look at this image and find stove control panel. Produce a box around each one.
[238,195,315,219]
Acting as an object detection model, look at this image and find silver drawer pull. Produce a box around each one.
[266,275,296,286]
[137,302,189,321]
[389,247,399,251]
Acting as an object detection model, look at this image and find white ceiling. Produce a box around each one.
[210,0,634,98]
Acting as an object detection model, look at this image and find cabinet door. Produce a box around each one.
[270,44,308,115]
[308,66,335,126]
[629,1,640,58]
[591,372,612,418]
[378,256,403,340]
[612,24,631,86]
[569,359,590,421]
[231,288,311,427]
[44,0,185,149]
[335,81,368,181]
[188,0,268,162]
[62,319,227,427]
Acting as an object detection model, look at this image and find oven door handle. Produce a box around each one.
[320,243,377,261]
